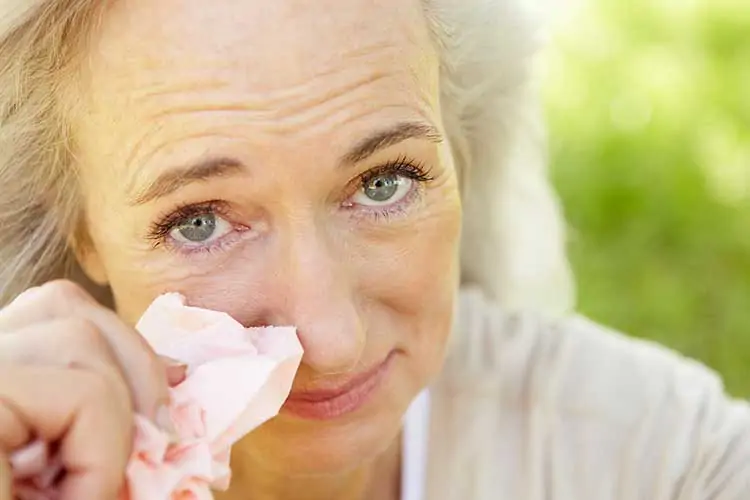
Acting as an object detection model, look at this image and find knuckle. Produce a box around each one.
[79,369,134,434]
[38,280,91,308]
[78,369,121,406]
[68,354,133,417]
[61,317,107,350]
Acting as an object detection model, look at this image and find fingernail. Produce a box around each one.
[166,364,187,387]
[9,441,48,480]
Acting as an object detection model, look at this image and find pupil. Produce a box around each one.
[178,214,217,242]
[365,174,399,202]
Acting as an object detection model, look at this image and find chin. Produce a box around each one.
[290,412,403,475]
[234,371,414,475]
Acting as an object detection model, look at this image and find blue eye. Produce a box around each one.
[169,213,232,244]
[353,174,413,207]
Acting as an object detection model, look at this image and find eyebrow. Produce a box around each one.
[129,121,443,205]
[130,157,246,205]
[339,121,443,165]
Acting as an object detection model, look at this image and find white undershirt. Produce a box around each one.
[400,390,431,500]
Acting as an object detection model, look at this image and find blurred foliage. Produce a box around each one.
[544,0,750,397]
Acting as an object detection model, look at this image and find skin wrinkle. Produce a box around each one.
[122,101,440,215]
[140,72,394,125]
[108,26,435,174]
[71,0,458,498]
[123,68,423,180]
[129,123,443,206]
[130,39,398,107]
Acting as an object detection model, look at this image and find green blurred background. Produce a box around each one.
[543,0,750,397]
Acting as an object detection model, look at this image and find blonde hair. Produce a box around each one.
[0,0,575,313]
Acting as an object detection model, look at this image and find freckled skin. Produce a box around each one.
[73,0,461,497]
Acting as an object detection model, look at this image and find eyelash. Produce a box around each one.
[358,156,434,187]
[147,200,231,249]
[147,157,433,251]
[343,156,432,221]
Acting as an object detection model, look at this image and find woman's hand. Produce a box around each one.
[0,280,174,500]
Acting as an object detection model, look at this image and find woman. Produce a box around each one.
[0,0,747,499]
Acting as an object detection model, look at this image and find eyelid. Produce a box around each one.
[351,176,413,207]
[146,157,434,253]
[343,158,431,219]
[360,156,433,182]
[343,156,433,198]
[146,200,231,247]
[168,214,233,245]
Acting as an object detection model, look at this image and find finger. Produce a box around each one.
[0,318,126,375]
[78,304,170,424]
[0,453,10,500]
[0,281,169,422]
[0,402,29,452]
[0,319,132,423]
[0,365,131,500]
[0,282,94,331]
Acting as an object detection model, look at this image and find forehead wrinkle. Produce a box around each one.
[128,38,410,117]
[130,77,234,103]
[87,18,437,178]
[118,81,376,171]
[139,70,392,125]
[124,95,436,188]
[122,66,424,170]
[123,130,238,196]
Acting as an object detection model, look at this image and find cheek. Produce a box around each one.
[113,274,277,334]
[99,239,264,326]
[357,187,461,310]
[354,187,461,374]
[94,180,462,343]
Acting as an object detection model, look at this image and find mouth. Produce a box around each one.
[281,350,395,421]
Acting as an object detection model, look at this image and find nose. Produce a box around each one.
[268,224,366,375]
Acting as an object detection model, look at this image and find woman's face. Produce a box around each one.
[73,0,461,474]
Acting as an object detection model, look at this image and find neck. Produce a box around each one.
[216,431,402,500]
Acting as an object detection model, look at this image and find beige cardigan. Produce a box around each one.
[426,289,750,499]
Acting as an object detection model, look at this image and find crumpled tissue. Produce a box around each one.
[10,293,303,500]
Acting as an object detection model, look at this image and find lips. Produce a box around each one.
[281,351,394,420]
